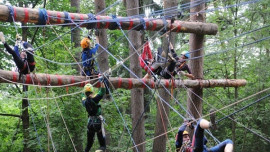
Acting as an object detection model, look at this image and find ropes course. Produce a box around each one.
[0,0,269,151]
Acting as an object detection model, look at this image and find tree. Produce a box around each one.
[152,0,177,151]
[125,0,145,151]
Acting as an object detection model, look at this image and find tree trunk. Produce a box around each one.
[70,0,81,74]
[125,0,145,152]
[95,0,109,73]
[19,2,30,152]
[70,1,83,151]
[152,89,171,152]
[22,85,30,152]
[152,0,177,151]
[232,2,239,144]
[94,0,111,149]
[187,0,205,121]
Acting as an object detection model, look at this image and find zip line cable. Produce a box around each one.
[0,0,266,150]
[182,84,270,143]
[216,94,270,123]
[126,87,270,151]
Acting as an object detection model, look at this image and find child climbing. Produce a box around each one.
[0,32,35,75]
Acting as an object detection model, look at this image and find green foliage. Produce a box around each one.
[0,0,270,151]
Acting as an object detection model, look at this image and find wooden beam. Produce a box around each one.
[0,70,246,89]
[0,5,218,35]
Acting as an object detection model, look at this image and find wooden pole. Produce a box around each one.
[125,0,145,151]
[0,5,218,35]
[187,0,205,120]
[0,70,247,89]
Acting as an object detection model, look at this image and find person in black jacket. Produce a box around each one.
[0,32,35,74]
[82,80,106,152]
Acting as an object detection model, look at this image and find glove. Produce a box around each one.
[186,118,195,129]
[178,71,186,76]
[0,32,5,43]
[16,34,22,41]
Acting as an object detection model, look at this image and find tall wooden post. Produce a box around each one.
[20,2,30,151]
[95,0,109,73]
[152,0,177,151]
[125,0,145,151]
[187,0,205,120]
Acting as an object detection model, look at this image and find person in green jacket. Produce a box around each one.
[82,78,106,152]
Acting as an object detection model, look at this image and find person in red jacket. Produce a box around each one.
[140,39,176,80]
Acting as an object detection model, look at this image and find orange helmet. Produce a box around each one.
[81,37,91,49]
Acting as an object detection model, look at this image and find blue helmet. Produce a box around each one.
[181,51,190,59]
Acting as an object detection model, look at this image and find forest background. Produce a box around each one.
[0,0,269,151]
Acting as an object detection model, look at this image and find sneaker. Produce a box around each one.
[167,53,176,62]
[161,51,176,62]
[151,62,164,70]
[209,109,217,130]
[96,147,106,152]
[161,51,166,58]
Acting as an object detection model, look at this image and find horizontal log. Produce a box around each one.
[0,5,218,35]
[0,70,246,89]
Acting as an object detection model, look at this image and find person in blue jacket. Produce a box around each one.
[175,118,233,152]
[81,36,99,76]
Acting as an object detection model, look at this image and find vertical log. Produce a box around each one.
[187,0,205,121]
[125,0,145,151]
[70,0,81,74]
[70,1,84,151]
[94,0,111,148]
[20,2,30,152]
[95,0,109,73]
[152,0,177,151]
[232,2,239,144]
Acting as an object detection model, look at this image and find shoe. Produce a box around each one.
[167,53,176,62]
[161,51,176,62]
[209,109,217,130]
[96,147,106,152]
[161,51,166,58]
[151,62,164,70]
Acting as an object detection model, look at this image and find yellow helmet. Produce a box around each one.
[80,37,91,49]
[84,83,94,93]
[183,130,189,135]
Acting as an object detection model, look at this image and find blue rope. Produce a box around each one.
[97,44,186,119]
[190,36,270,60]
[37,9,48,25]
[216,94,270,123]
[6,5,18,34]
[114,14,223,143]
[139,16,146,31]
[63,12,71,24]
[6,5,14,22]
[86,13,96,29]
